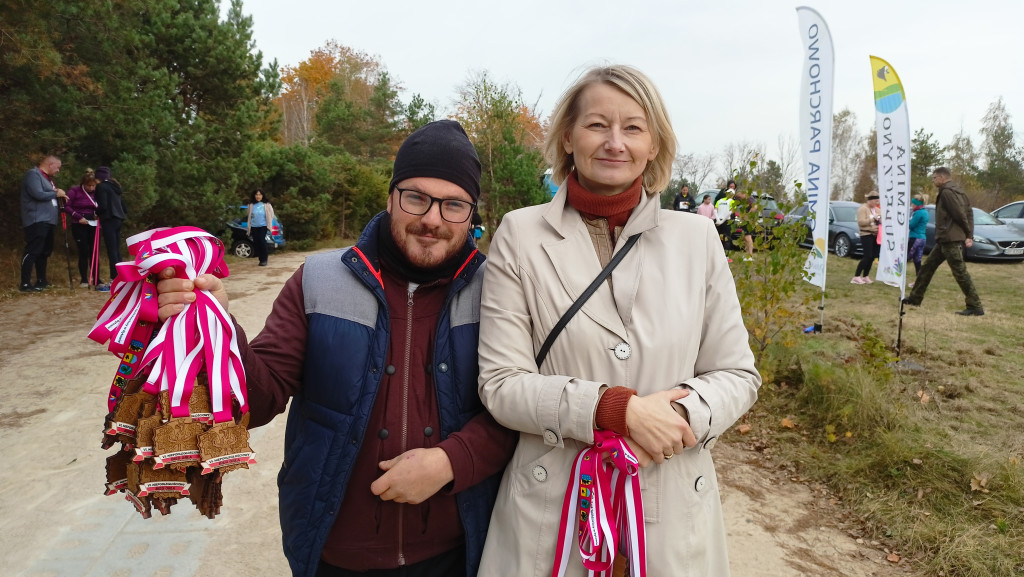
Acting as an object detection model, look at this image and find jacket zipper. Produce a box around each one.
[397,283,415,566]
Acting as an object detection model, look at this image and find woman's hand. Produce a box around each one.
[155,267,229,321]
[78,217,88,225]
[622,436,653,468]
[624,389,697,464]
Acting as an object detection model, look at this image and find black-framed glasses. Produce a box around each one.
[396,188,476,223]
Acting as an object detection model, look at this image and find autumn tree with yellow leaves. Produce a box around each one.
[454,71,548,234]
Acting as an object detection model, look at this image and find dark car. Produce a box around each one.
[785,200,863,258]
[923,205,1024,262]
[991,201,1024,230]
[226,207,286,258]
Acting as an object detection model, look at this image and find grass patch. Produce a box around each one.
[736,252,1024,576]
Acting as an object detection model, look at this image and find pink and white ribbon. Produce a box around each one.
[89,227,247,423]
[552,430,647,577]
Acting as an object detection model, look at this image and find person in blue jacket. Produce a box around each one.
[907,193,929,284]
[155,121,517,577]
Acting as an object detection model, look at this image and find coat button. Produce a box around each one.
[703,436,718,451]
[543,429,558,445]
[695,476,707,492]
[378,428,389,440]
[385,365,396,375]
[532,466,548,482]
[438,362,449,373]
[424,426,433,437]
[613,342,632,360]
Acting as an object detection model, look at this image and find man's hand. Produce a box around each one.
[965,238,974,248]
[155,267,229,321]
[624,389,698,464]
[370,448,454,505]
[56,189,67,199]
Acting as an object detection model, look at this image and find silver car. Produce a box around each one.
[992,201,1024,230]
[923,205,1024,262]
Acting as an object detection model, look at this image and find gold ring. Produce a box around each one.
[663,453,674,460]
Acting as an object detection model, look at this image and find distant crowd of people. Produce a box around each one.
[669,166,984,316]
[672,179,756,261]
[20,156,125,292]
[19,156,283,292]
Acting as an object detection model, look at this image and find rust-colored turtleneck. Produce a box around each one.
[566,172,643,237]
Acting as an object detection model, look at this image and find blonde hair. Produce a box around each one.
[913,193,929,204]
[544,65,677,194]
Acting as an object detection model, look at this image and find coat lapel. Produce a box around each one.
[541,186,627,339]
[610,191,660,327]
[539,185,662,340]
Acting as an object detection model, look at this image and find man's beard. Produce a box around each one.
[393,220,460,269]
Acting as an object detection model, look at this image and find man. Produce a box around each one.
[157,120,516,577]
[20,156,67,292]
[672,184,695,212]
[902,167,983,316]
[94,166,126,283]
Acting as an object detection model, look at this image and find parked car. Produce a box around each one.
[991,201,1024,229]
[226,207,285,258]
[541,168,559,196]
[785,200,863,258]
[922,205,1024,262]
[752,192,784,224]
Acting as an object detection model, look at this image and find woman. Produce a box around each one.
[477,65,760,576]
[852,192,881,284]
[907,193,929,285]
[64,172,105,289]
[246,188,275,266]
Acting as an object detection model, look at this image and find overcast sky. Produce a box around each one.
[230,0,1022,174]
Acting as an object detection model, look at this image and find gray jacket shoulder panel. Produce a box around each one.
[449,260,485,329]
[302,249,378,328]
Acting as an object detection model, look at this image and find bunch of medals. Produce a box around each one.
[91,227,254,519]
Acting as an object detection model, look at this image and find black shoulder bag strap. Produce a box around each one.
[535,233,642,368]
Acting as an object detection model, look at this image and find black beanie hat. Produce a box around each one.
[95,166,111,180]
[389,120,481,201]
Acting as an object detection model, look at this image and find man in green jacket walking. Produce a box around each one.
[903,167,983,316]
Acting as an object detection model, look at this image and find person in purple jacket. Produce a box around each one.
[64,171,108,290]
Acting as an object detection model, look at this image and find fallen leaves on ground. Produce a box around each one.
[971,472,990,493]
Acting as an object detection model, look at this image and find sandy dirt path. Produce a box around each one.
[1,249,900,576]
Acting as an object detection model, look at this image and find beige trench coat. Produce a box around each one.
[478,185,761,577]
